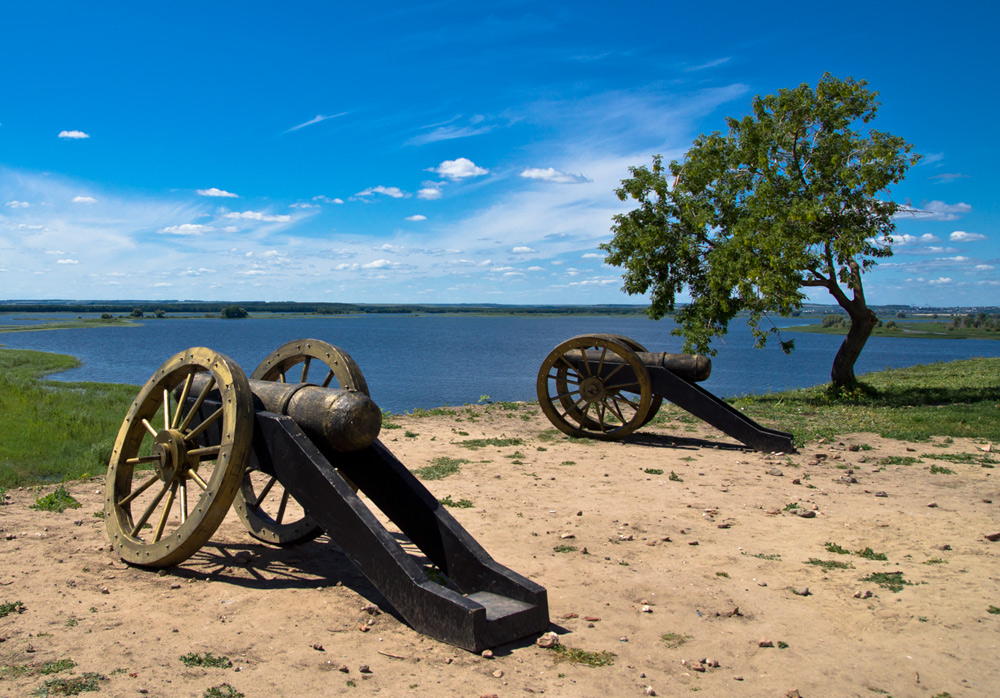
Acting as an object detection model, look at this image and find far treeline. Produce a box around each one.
[0,302,649,316]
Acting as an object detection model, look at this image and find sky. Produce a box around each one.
[0,2,996,307]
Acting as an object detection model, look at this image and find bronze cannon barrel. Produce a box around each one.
[565,349,712,383]
[183,373,382,452]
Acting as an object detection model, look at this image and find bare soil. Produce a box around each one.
[2,402,998,697]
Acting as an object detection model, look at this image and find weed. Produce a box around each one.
[644,468,664,475]
[438,495,473,508]
[660,632,692,649]
[825,542,851,555]
[745,552,782,560]
[715,571,729,578]
[0,600,26,617]
[922,451,999,466]
[64,616,79,627]
[805,558,852,570]
[413,456,469,480]
[423,565,448,586]
[455,437,524,450]
[878,456,921,466]
[91,510,104,519]
[860,572,913,593]
[403,430,418,438]
[777,641,789,649]
[988,605,1000,615]
[204,685,244,698]
[39,660,76,675]
[33,673,104,696]
[783,502,799,511]
[180,652,232,669]
[868,688,890,695]
[1,664,31,678]
[929,464,954,474]
[678,456,696,462]
[346,679,357,687]
[856,547,888,561]
[505,450,526,459]
[549,645,616,667]
[553,544,577,553]
[560,460,576,466]
[668,471,683,482]
[0,486,7,504]
[30,486,81,513]
[924,558,946,565]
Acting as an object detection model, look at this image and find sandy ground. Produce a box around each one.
[2,401,998,698]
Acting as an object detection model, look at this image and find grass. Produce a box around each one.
[745,552,781,560]
[33,673,105,696]
[179,652,233,669]
[929,464,955,474]
[438,495,473,508]
[855,547,888,561]
[454,436,524,450]
[1,600,26,617]
[661,632,692,648]
[729,357,1000,443]
[30,486,81,513]
[922,451,999,466]
[878,456,921,466]
[668,470,683,482]
[0,348,138,488]
[987,606,1000,615]
[204,685,245,698]
[861,571,913,593]
[0,317,135,333]
[643,468,664,475]
[825,542,851,555]
[413,456,469,480]
[789,319,1000,341]
[549,645,616,667]
[553,544,577,553]
[805,558,853,570]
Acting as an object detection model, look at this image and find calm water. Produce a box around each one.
[2,314,999,412]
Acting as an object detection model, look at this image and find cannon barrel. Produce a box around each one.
[183,372,381,453]
[566,348,712,383]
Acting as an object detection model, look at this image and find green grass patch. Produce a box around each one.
[553,544,577,553]
[643,468,664,475]
[929,464,954,474]
[438,495,473,508]
[179,652,232,669]
[825,542,851,555]
[668,471,683,482]
[922,451,999,466]
[413,456,469,480]
[30,486,81,513]
[0,600,26,617]
[660,632,692,648]
[860,571,913,593]
[0,348,138,488]
[204,685,245,698]
[729,357,1000,443]
[924,558,946,565]
[745,552,781,560]
[805,558,853,570]
[0,318,135,333]
[549,645,616,667]
[855,547,888,561]
[454,437,524,450]
[988,605,1000,615]
[39,660,77,675]
[33,672,105,696]
[878,456,921,466]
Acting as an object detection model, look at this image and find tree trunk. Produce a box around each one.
[830,306,879,387]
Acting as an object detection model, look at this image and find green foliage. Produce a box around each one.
[438,495,473,508]
[861,571,913,593]
[0,600,26,617]
[929,464,954,474]
[825,542,851,555]
[603,74,919,386]
[33,673,104,696]
[204,685,245,698]
[805,558,853,570]
[413,456,468,480]
[219,305,248,319]
[879,456,921,466]
[180,652,233,669]
[660,632,692,648]
[777,641,790,649]
[855,547,888,561]
[454,437,524,450]
[39,660,76,675]
[668,470,683,482]
[988,606,1000,615]
[643,468,664,475]
[130,308,144,317]
[549,645,616,667]
[30,486,81,513]
[553,544,577,553]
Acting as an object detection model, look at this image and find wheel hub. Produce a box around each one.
[579,376,605,403]
[152,429,189,483]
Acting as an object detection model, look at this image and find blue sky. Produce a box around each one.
[1,2,995,307]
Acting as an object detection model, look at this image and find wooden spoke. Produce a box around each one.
[251,476,278,509]
[300,356,311,384]
[178,374,216,432]
[320,369,334,388]
[171,373,194,429]
[185,406,223,443]
[117,472,160,507]
[188,469,209,491]
[187,444,222,460]
[129,482,171,537]
[152,481,179,543]
[275,490,290,524]
[125,454,161,467]
[179,480,188,524]
[162,389,171,430]
[141,419,159,438]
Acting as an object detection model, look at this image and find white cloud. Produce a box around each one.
[374,243,406,253]
[72,195,97,204]
[313,195,344,204]
[405,214,427,221]
[283,112,347,134]
[56,258,79,264]
[355,186,408,199]
[196,187,238,198]
[512,246,535,254]
[334,263,359,271]
[418,187,442,200]
[19,224,44,230]
[519,167,590,184]
[290,202,319,209]
[361,259,400,269]
[899,200,972,221]
[975,264,995,271]
[407,124,494,146]
[159,223,211,235]
[223,225,239,233]
[58,130,90,139]
[685,57,731,71]
[928,277,952,284]
[224,210,292,222]
[491,266,514,272]
[5,200,30,208]
[581,252,603,259]
[950,231,987,242]
[430,158,489,180]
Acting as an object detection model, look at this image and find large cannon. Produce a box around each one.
[536,334,794,452]
[104,340,548,652]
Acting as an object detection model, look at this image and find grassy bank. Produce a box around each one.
[1,347,997,488]
[786,320,1000,340]
[0,348,137,487]
[0,317,136,333]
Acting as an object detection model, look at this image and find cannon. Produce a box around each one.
[104,340,548,652]
[536,334,794,452]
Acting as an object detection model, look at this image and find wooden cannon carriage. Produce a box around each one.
[536,334,794,452]
[104,339,548,652]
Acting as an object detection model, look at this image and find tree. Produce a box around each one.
[130,308,144,318]
[220,305,248,319]
[602,74,920,388]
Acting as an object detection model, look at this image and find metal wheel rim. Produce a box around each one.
[104,348,253,568]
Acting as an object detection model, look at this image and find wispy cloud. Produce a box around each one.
[930,173,969,182]
[283,112,347,134]
[417,187,442,200]
[58,130,90,139]
[159,224,212,235]
[950,231,987,242]
[405,214,427,221]
[72,195,97,204]
[5,200,30,208]
[313,195,344,204]
[407,122,494,146]
[355,185,409,199]
[197,187,238,198]
[224,210,292,222]
[898,200,972,222]
[520,167,590,184]
[430,158,489,180]
[685,57,731,71]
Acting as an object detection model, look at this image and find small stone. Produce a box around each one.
[645,687,657,696]
[361,603,381,615]
[853,589,873,599]
[100,587,110,594]
[792,587,810,596]
[705,658,720,668]
[786,691,802,698]
[641,605,653,613]
[767,468,784,477]
[492,669,503,678]
[848,444,860,452]
[312,644,324,651]
[734,676,744,681]
[619,533,634,541]
[939,544,952,551]
[536,632,560,648]
[688,540,699,546]
[577,510,583,516]
[338,665,349,673]
[985,532,1000,542]
[927,502,938,508]
[358,625,369,632]
[691,662,706,672]
[792,478,801,485]
[983,499,992,504]
[481,649,494,659]
[584,616,601,622]
[563,612,579,619]
[758,638,774,648]
[874,491,888,498]
[169,583,181,590]
[560,532,575,539]
[359,665,371,674]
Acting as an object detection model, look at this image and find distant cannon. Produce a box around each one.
[104,339,548,652]
[536,334,794,452]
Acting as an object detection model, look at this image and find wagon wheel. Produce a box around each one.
[233,339,368,546]
[105,348,253,568]
[593,334,663,426]
[536,335,652,440]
